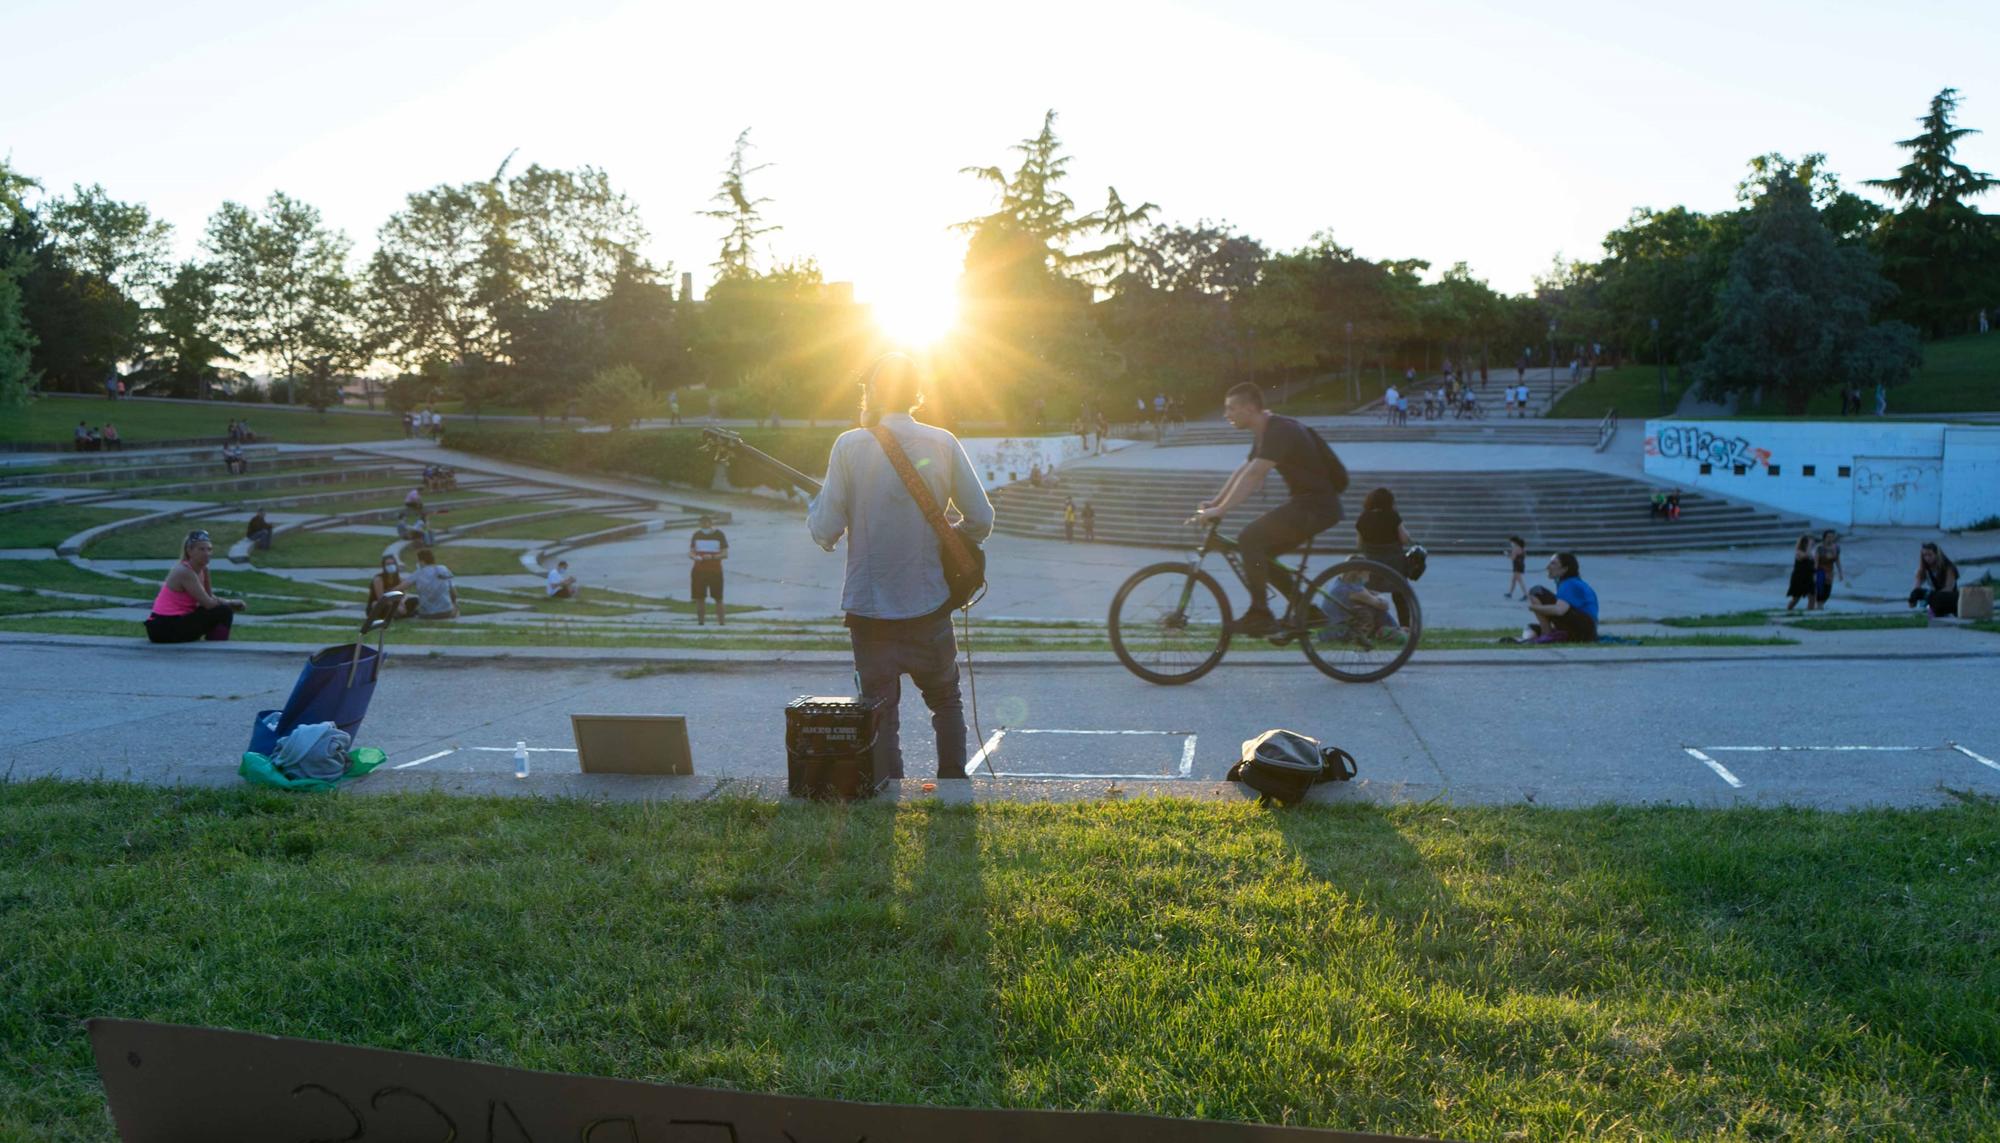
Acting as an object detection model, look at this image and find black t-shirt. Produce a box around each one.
[1250,415,1338,504]
[1355,506,1402,546]
[690,528,728,571]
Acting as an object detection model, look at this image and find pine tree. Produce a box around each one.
[1864,88,2000,336]
[700,129,779,285]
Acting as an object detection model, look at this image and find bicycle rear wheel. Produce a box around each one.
[1108,563,1232,685]
[1297,558,1422,682]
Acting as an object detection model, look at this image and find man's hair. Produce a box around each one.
[863,353,923,415]
[1363,487,1395,511]
[417,548,437,565]
[699,514,713,526]
[1552,552,1580,579]
[1225,382,1264,409]
[557,561,568,569]
[1509,535,1525,547]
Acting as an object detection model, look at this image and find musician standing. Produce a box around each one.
[807,355,994,780]
[689,514,729,625]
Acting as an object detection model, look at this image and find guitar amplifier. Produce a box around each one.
[785,695,891,800]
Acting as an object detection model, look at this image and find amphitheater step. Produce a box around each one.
[989,467,1809,554]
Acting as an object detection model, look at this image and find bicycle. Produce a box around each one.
[1107,520,1422,685]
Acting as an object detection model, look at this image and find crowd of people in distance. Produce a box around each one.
[72,420,121,451]
[402,408,446,441]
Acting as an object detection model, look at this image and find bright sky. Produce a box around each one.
[6,0,1998,316]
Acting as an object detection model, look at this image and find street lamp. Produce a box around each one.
[1345,320,1355,403]
[1651,316,1666,413]
[1547,319,1557,390]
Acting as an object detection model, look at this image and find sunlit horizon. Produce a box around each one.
[6,0,1998,302]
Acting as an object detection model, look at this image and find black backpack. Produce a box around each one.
[1305,426,1350,496]
[1225,729,1358,806]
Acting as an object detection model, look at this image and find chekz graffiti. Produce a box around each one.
[1645,425,1772,469]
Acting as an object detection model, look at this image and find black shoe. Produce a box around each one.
[1235,607,1277,637]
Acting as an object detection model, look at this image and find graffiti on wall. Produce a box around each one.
[1644,425,1773,469]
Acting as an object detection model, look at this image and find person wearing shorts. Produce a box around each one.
[1811,529,1843,610]
[689,514,728,625]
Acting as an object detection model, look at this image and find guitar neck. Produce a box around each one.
[720,437,822,497]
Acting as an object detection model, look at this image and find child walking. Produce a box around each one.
[1503,536,1527,598]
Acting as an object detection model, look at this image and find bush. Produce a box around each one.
[449,424,844,495]
[578,365,657,431]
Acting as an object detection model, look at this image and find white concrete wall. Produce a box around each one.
[960,435,1133,492]
[1641,419,2000,529]
[1941,427,2000,529]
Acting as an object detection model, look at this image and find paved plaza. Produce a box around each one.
[5,424,1996,810]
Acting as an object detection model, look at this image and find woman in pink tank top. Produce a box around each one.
[144,530,246,643]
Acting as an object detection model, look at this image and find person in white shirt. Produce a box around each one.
[546,560,578,599]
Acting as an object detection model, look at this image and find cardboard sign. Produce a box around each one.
[91,1020,1441,1142]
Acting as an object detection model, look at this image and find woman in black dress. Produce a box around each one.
[1355,487,1416,627]
[1784,534,1814,610]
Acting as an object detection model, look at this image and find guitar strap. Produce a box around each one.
[867,425,977,580]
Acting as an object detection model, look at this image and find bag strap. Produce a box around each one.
[867,425,977,579]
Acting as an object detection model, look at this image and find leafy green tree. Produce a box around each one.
[504,163,647,302]
[700,130,779,284]
[499,296,605,421]
[17,239,142,391]
[131,262,235,398]
[41,184,173,305]
[577,363,654,430]
[364,183,495,371]
[1864,88,2000,336]
[202,192,362,404]
[0,161,35,406]
[1101,221,1265,397]
[602,251,689,391]
[1691,164,1919,413]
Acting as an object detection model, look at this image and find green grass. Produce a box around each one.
[406,544,536,577]
[0,559,148,595]
[80,514,253,559]
[1654,610,1779,628]
[1548,365,1693,419]
[0,504,141,549]
[4,786,1998,1140]
[5,395,409,445]
[249,529,393,570]
[0,588,128,615]
[1788,613,1932,632]
[1802,332,2000,415]
[462,510,644,541]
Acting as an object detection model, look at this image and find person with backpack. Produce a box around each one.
[1193,382,1347,637]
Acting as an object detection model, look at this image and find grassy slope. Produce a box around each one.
[0,505,140,549]
[1549,366,1693,419]
[1802,332,2000,415]
[7,395,406,445]
[2,786,1996,1140]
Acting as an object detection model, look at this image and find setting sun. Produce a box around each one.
[868,286,960,347]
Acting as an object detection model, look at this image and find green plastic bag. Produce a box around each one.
[239,746,387,792]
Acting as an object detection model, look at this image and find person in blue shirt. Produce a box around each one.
[1525,551,1598,642]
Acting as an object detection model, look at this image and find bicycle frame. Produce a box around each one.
[1178,522,1313,612]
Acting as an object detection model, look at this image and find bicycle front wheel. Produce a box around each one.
[1108,563,1232,685]
[1298,558,1422,682]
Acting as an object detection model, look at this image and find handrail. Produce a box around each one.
[1595,407,1619,452]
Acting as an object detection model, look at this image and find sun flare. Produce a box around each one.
[869,287,961,348]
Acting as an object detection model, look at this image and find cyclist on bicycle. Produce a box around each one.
[1192,382,1345,636]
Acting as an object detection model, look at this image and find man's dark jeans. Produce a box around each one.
[1238,498,1341,612]
[847,609,967,779]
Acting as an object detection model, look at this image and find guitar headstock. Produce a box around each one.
[700,427,745,462]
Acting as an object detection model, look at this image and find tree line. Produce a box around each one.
[1,89,1993,422]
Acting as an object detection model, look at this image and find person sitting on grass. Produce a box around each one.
[397,507,436,547]
[144,530,246,643]
[408,548,458,620]
[1524,551,1599,643]
[74,420,91,451]
[368,554,403,612]
[102,422,121,450]
[244,510,274,552]
[1322,563,1400,645]
[1909,542,1960,617]
[221,441,247,475]
[546,560,579,600]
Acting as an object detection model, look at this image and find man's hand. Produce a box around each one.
[227,598,248,612]
[1191,505,1225,525]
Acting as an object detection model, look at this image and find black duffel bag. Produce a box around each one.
[1226,728,1357,806]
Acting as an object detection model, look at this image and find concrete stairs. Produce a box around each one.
[989,466,1811,554]
[1159,420,1604,448]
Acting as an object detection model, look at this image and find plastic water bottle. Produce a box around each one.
[513,740,530,779]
